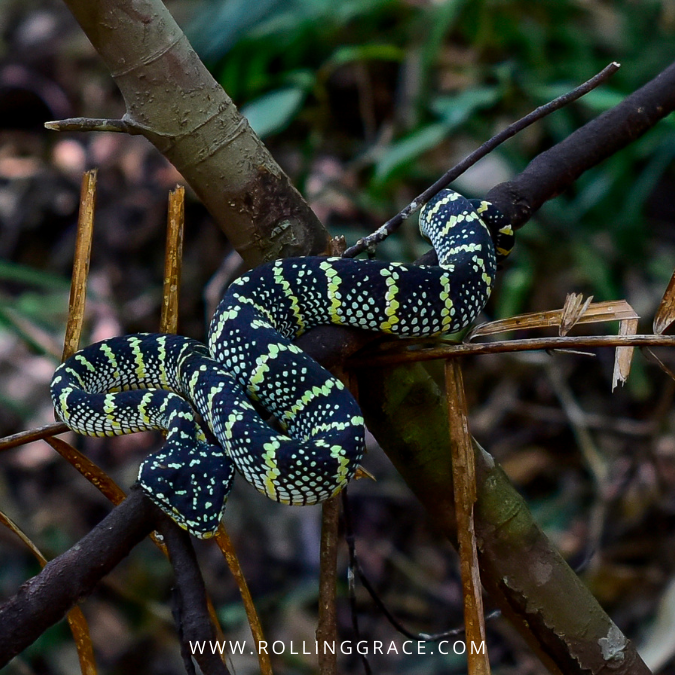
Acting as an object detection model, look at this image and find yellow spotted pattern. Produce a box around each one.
[51,188,513,538]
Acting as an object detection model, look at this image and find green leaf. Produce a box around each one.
[241,87,307,138]
[0,261,70,290]
[430,86,501,127]
[326,43,405,69]
[374,86,500,183]
[374,123,448,183]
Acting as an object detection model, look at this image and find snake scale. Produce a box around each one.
[50,189,514,537]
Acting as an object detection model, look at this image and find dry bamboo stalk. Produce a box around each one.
[157,184,236,662]
[160,186,185,334]
[0,422,69,452]
[350,334,675,367]
[445,359,490,675]
[45,436,127,505]
[62,169,97,362]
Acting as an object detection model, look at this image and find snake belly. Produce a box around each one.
[50,189,511,537]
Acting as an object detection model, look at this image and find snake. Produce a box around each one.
[50,189,514,538]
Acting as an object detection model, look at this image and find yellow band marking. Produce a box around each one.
[273,262,305,333]
[320,260,343,325]
[128,336,146,383]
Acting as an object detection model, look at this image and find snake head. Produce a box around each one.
[138,439,235,538]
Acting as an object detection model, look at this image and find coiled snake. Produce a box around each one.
[51,189,514,537]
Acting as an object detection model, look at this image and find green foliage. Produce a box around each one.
[374,86,501,183]
[190,0,403,103]
[189,0,675,325]
[241,86,308,138]
[0,261,69,357]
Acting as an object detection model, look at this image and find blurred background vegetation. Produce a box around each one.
[2,0,675,673]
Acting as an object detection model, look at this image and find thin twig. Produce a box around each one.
[546,365,609,486]
[45,118,139,134]
[341,491,372,675]
[645,348,675,383]
[214,526,273,675]
[342,62,620,258]
[62,170,97,361]
[546,364,610,572]
[0,422,69,452]
[342,492,495,643]
[349,334,675,367]
[353,553,490,641]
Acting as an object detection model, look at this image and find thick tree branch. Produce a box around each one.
[356,364,649,675]
[55,0,330,266]
[0,487,159,665]
[486,59,675,228]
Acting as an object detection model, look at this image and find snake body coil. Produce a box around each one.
[51,189,514,537]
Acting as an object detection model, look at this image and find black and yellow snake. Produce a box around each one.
[50,189,514,537]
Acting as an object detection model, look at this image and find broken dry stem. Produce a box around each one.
[161,186,185,334]
[62,169,97,362]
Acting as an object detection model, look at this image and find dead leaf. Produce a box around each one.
[613,318,638,390]
[654,269,675,335]
[468,299,639,341]
[560,293,593,336]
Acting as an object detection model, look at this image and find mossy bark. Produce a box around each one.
[357,363,649,675]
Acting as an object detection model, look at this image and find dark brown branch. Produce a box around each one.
[342,492,372,675]
[0,487,159,666]
[418,59,675,267]
[487,61,675,228]
[0,422,68,452]
[160,522,230,675]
